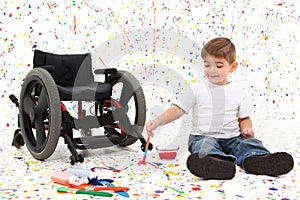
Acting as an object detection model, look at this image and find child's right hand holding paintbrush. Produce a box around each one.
[146,120,158,136]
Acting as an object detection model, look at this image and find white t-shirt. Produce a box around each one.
[177,80,252,139]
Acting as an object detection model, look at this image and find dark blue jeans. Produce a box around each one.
[188,134,270,167]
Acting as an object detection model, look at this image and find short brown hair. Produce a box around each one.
[201,37,236,64]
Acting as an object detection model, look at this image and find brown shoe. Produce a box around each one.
[186,154,236,180]
[243,152,294,176]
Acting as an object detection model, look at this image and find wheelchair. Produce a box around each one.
[10,50,152,164]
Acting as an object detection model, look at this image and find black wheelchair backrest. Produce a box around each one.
[33,50,93,87]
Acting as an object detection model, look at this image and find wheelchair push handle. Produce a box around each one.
[94,68,118,83]
[94,68,117,75]
[9,94,19,108]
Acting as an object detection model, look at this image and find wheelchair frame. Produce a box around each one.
[10,50,152,164]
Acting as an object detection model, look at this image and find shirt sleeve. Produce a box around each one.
[238,90,252,118]
[174,83,197,113]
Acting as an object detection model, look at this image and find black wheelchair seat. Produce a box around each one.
[56,84,111,101]
[33,50,112,101]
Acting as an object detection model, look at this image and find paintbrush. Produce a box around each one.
[57,186,113,197]
[73,185,129,192]
[137,131,159,169]
[139,131,151,164]
[99,181,130,198]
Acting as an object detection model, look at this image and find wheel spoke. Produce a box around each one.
[36,87,48,114]
[23,95,36,115]
[35,117,46,148]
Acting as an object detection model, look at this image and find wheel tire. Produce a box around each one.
[19,68,61,160]
[105,70,146,147]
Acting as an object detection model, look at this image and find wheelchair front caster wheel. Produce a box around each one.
[70,156,75,165]
[70,154,84,165]
[12,129,25,149]
[141,143,153,152]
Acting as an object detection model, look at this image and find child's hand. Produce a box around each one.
[146,120,158,136]
[242,128,254,139]
[148,130,154,137]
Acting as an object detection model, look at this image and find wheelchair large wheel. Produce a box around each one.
[19,68,61,160]
[105,70,146,146]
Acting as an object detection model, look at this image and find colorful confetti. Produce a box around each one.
[1,0,299,199]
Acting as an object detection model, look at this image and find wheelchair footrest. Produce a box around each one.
[73,135,118,150]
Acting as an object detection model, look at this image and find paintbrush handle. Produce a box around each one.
[57,187,113,197]
[145,132,151,149]
[76,189,113,197]
[142,135,150,157]
[94,187,130,191]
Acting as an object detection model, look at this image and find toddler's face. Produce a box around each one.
[203,55,237,85]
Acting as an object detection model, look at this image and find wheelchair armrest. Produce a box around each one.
[94,68,117,75]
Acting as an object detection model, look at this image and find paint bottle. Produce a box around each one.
[66,168,91,178]
[51,170,88,186]
[66,167,111,179]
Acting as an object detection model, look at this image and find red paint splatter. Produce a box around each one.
[192,187,201,191]
[54,28,58,39]
[219,181,225,187]
[70,15,77,34]
[138,159,146,165]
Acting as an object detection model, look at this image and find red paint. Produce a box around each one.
[138,159,146,165]
[147,162,159,169]
[138,160,159,169]
[192,187,201,191]
[54,28,58,39]
[158,151,177,159]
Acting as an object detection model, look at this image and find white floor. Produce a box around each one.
[0,119,299,200]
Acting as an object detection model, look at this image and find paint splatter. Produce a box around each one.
[0,0,299,199]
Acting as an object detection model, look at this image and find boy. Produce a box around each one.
[146,37,294,180]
